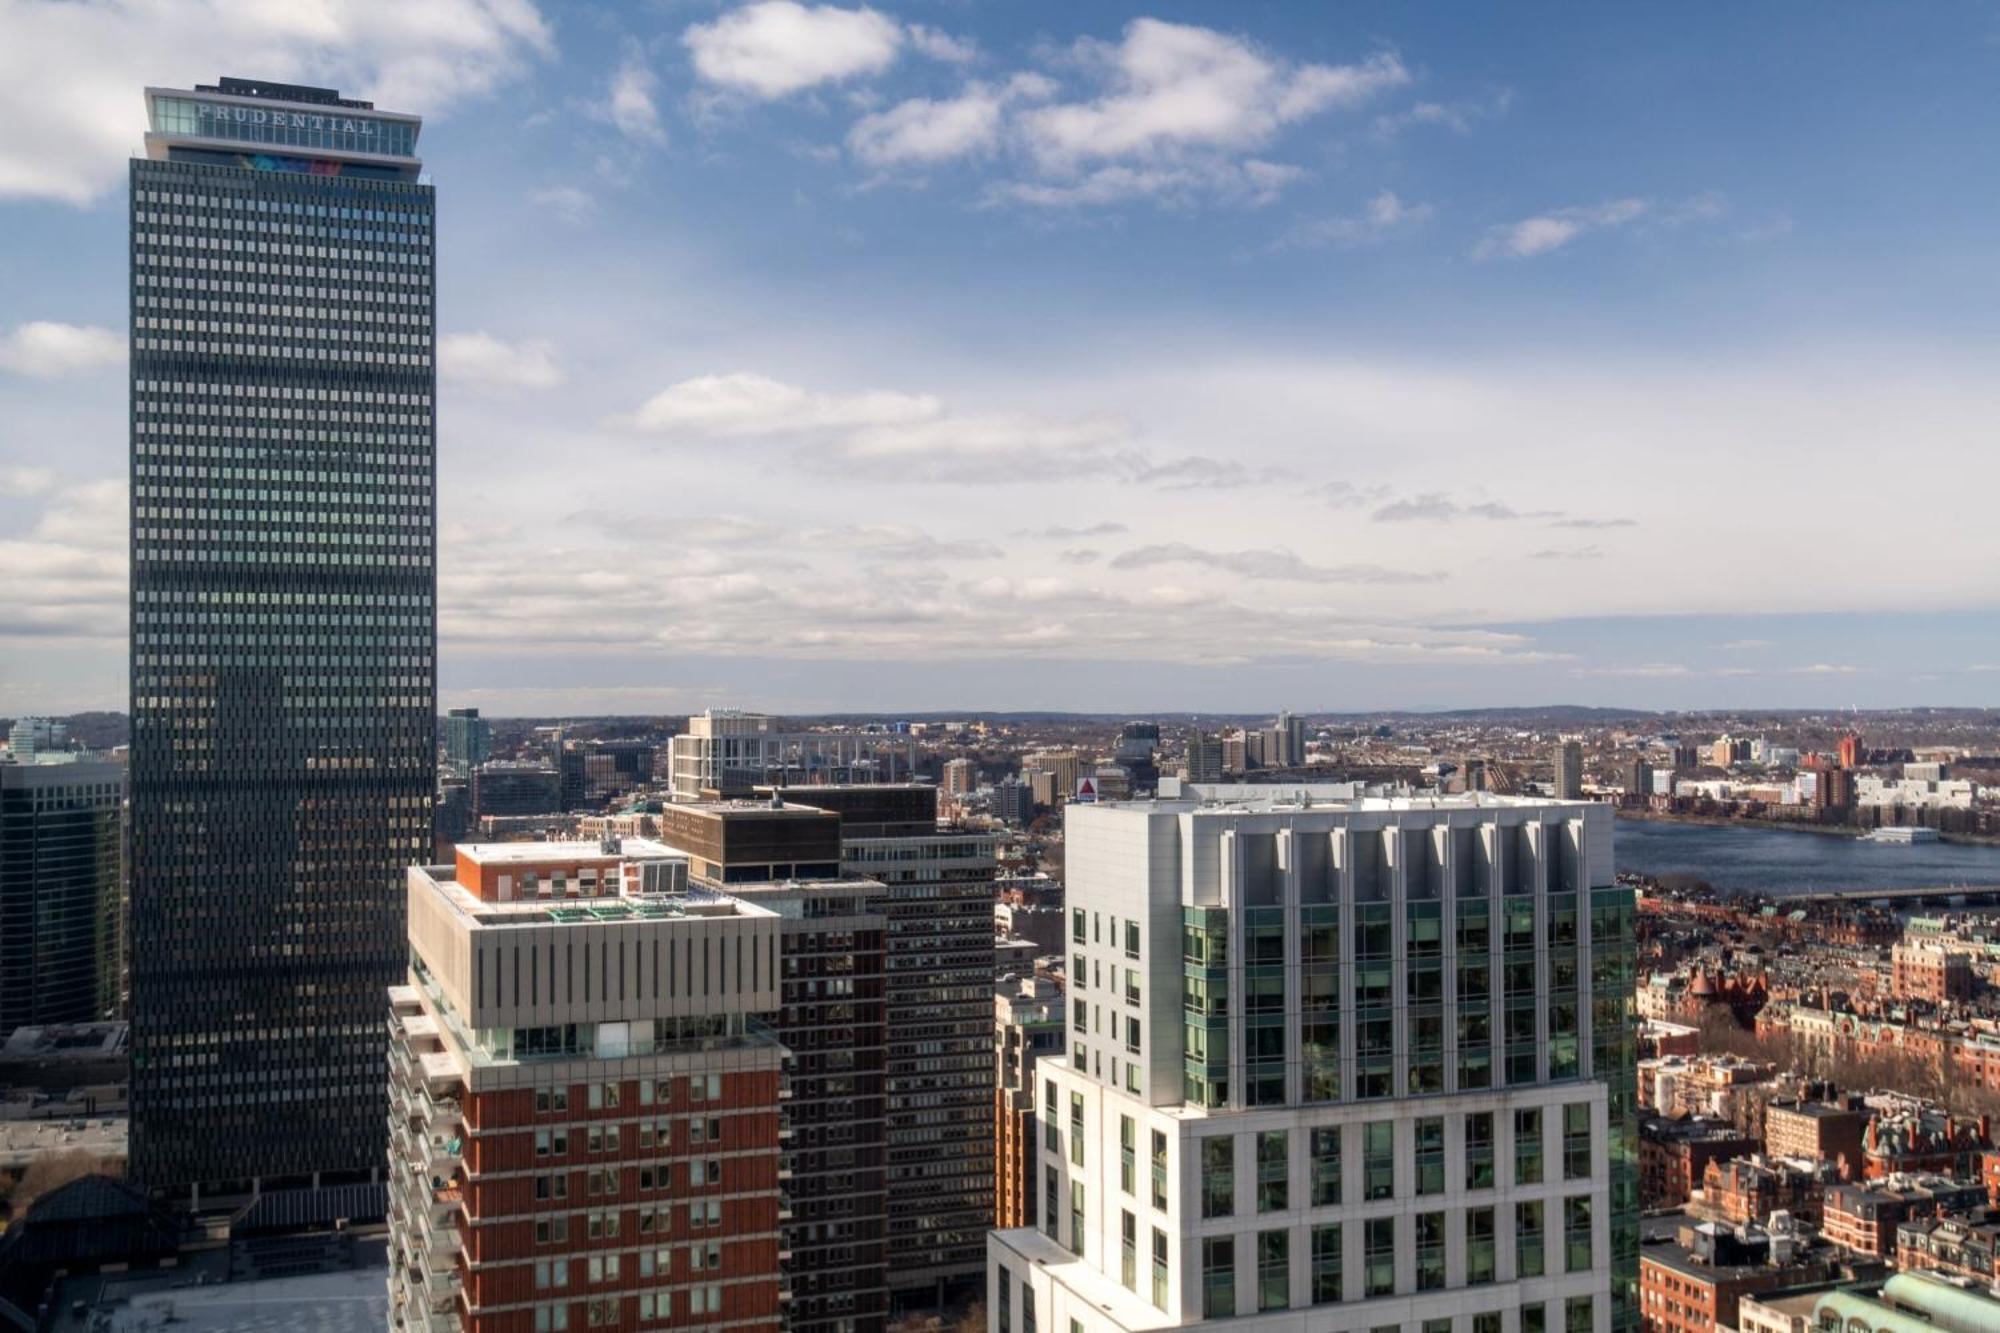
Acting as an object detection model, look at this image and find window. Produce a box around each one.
[1415,1116,1445,1196]
[1310,1126,1341,1206]
[1474,1315,1502,1333]
[1126,1016,1142,1055]
[1467,1206,1496,1285]
[536,1128,551,1156]
[1201,1237,1235,1318]
[1364,1121,1395,1200]
[1073,908,1086,943]
[1566,1296,1594,1333]
[1364,1217,1395,1297]
[1415,1211,1445,1291]
[1424,1322,1452,1333]
[1465,1111,1495,1190]
[1044,1080,1059,1153]
[1257,1130,1288,1212]
[1125,921,1140,958]
[1151,1131,1169,1211]
[1122,1210,1137,1290]
[1521,1302,1547,1333]
[1258,1230,1289,1311]
[1311,1224,1342,1304]
[1043,1165,1059,1238]
[1565,1196,1593,1273]
[1201,1136,1234,1217]
[1515,1107,1544,1185]
[1120,1116,1136,1195]
[1563,1103,1593,1180]
[1070,1181,1086,1256]
[1070,1093,1086,1167]
[1022,1288,1036,1333]
[1516,1200,1545,1278]
[1151,1229,1169,1310]
[998,1266,1012,1333]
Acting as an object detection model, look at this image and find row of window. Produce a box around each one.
[1193,1198,1597,1314]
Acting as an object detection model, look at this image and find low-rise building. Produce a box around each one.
[1639,1217,1833,1333]
[1765,1097,1869,1182]
[1641,1117,1760,1210]
[1821,1176,1986,1258]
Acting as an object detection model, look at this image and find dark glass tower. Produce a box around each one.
[128,77,435,1198]
[0,757,125,1033]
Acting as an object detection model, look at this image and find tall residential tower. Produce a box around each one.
[991,787,1636,1333]
[129,76,435,1198]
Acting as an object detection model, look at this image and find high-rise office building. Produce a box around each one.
[443,708,491,774]
[991,788,1636,1333]
[389,840,784,1333]
[129,76,435,1198]
[653,801,893,1333]
[1185,732,1224,785]
[0,757,125,1034]
[1275,712,1308,768]
[6,717,71,763]
[767,785,997,1306]
[1553,741,1585,801]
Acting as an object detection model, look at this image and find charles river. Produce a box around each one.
[1613,816,2000,896]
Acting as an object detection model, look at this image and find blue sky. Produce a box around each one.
[1,1,1996,715]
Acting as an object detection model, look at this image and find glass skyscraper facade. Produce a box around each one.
[0,757,125,1034]
[128,77,435,1197]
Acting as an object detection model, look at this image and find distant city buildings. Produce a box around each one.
[668,710,912,801]
[0,755,124,1034]
[1554,740,1585,800]
[443,707,492,774]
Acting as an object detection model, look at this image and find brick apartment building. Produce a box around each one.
[388,839,785,1333]
[1764,1098,1869,1182]
[1821,1177,1986,1258]
[1641,1117,1759,1210]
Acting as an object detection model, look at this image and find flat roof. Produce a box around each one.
[456,837,679,864]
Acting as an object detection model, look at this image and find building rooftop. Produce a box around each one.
[1098,786,1603,816]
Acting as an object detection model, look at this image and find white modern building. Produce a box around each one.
[989,788,1637,1333]
[666,710,913,801]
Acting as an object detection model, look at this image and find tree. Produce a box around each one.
[8,1149,110,1221]
[955,1304,988,1333]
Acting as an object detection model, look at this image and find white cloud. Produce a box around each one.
[1373,89,1511,139]
[603,54,667,146]
[1271,189,1434,251]
[1019,22,1406,165]
[1108,542,1441,585]
[0,0,553,205]
[439,332,565,390]
[848,84,1005,166]
[0,322,123,377]
[984,157,1302,209]
[0,479,128,640]
[617,371,940,436]
[906,24,977,65]
[531,185,596,223]
[0,467,56,497]
[684,2,903,100]
[848,75,1051,167]
[1474,197,1692,259]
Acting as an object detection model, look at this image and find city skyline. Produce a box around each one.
[4,3,2000,715]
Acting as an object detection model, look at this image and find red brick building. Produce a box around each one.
[390,840,786,1333]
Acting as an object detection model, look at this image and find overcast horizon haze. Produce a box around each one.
[3,1,1996,716]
